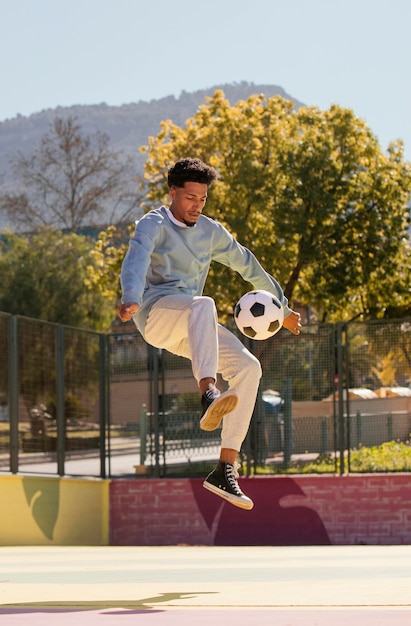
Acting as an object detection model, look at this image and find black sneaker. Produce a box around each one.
[200,386,238,431]
[203,461,254,510]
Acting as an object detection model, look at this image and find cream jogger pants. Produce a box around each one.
[143,294,262,452]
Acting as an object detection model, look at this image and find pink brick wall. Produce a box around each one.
[109,475,411,546]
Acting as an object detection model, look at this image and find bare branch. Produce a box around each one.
[4,116,145,231]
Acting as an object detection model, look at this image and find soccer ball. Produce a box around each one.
[234,290,284,340]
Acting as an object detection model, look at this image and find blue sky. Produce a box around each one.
[1,0,410,157]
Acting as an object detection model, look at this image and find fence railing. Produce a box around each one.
[1,312,410,478]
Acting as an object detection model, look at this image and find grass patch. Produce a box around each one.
[348,440,411,472]
[253,440,411,475]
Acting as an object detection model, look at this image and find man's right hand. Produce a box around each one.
[117,302,139,322]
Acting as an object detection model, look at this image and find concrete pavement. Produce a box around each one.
[1,545,410,624]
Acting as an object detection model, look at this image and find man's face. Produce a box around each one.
[169,182,208,227]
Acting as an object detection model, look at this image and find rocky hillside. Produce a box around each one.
[0,81,301,182]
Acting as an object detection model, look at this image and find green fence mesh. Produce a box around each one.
[1,314,410,477]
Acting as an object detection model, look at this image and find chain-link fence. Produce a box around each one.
[1,312,410,477]
[0,314,105,477]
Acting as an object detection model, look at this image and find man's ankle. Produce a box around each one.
[219,448,238,464]
[199,377,216,395]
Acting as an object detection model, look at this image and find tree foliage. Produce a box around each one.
[0,116,143,231]
[0,227,115,330]
[84,224,131,305]
[141,91,411,322]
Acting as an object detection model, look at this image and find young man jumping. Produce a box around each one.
[118,157,301,510]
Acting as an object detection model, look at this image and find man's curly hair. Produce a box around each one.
[167,158,218,188]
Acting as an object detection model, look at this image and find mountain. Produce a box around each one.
[0,82,302,183]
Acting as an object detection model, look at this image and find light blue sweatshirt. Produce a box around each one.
[120,206,292,337]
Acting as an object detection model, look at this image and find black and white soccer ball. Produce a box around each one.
[234,290,284,340]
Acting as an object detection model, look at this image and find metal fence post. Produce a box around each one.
[335,322,345,475]
[320,419,327,454]
[140,404,147,465]
[55,325,65,476]
[99,333,108,479]
[148,345,161,477]
[283,377,293,468]
[8,316,19,474]
[356,410,362,447]
[243,336,254,475]
[387,413,393,441]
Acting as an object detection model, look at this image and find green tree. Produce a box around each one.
[0,227,114,330]
[279,106,411,321]
[84,224,132,306]
[141,91,411,322]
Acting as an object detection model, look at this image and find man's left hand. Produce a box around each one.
[283,311,302,335]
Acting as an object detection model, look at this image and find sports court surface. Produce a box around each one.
[1,545,410,625]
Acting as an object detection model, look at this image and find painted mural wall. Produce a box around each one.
[0,476,109,545]
[1,474,410,546]
[109,475,411,546]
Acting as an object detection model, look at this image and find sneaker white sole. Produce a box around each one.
[199,390,239,431]
[203,480,254,510]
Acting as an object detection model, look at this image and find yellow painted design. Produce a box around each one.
[22,477,60,540]
[0,475,110,545]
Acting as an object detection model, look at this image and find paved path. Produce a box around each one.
[1,545,410,624]
[8,446,219,477]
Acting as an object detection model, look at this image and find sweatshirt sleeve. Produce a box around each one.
[212,223,293,318]
[120,218,157,305]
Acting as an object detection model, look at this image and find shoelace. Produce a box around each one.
[226,462,241,492]
[204,386,220,402]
